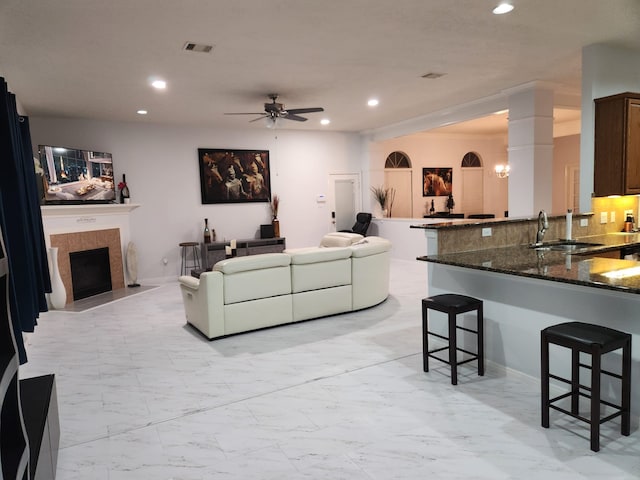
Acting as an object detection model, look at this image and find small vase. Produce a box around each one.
[272,218,280,238]
[48,247,67,309]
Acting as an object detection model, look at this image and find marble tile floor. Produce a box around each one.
[57,285,161,313]
[20,259,640,479]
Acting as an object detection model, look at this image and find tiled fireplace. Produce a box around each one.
[49,228,124,304]
[41,204,138,306]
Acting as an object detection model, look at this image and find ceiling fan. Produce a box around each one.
[225,94,324,123]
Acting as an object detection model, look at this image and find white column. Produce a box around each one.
[506,83,554,217]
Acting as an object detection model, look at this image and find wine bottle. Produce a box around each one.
[120,174,130,203]
[204,218,211,244]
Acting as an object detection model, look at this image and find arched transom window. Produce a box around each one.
[461,151,482,167]
[385,151,411,168]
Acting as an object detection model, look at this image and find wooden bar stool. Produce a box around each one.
[179,242,201,276]
[422,294,484,385]
[541,321,631,452]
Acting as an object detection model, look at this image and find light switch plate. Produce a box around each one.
[600,212,608,224]
[482,227,492,237]
[580,218,588,227]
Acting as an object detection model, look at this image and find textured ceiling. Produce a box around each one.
[0,0,638,133]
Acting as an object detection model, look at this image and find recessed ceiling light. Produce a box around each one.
[493,3,514,14]
[320,119,330,125]
[137,110,148,115]
[493,109,508,115]
[151,80,167,89]
[368,99,379,107]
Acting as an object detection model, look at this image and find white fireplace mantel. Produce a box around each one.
[41,203,140,217]
[40,203,140,251]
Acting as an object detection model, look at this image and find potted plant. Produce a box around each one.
[270,194,280,237]
[371,186,388,217]
[270,194,280,220]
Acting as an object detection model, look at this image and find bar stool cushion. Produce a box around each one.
[543,321,629,349]
[425,294,482,309]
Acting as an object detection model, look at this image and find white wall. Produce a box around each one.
[29,117,363,283]
[371,132,509,218]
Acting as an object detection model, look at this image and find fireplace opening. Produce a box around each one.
[69,247,112,301]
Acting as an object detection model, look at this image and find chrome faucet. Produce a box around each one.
[536,210,548,244]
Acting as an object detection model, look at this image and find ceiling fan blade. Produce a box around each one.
[282,113,308,122]
[285,107,324,115]
[249,115,268,123]
[224,112,265,116]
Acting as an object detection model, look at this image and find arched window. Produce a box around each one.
[385,151,411,168]
[461,152,482,167]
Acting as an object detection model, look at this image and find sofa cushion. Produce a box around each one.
[288,246,352,264]
[214,254,292,304]
[214,253,290,274]
[291,258,351,293]
[292,285,352,321]
[319,232,364,247]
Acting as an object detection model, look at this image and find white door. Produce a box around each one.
[384,169,412,217]
[329,173,361,231]
[461,168,484,216]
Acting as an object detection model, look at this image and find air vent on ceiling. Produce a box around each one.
[183,42,214,53]
[421,72,445,79]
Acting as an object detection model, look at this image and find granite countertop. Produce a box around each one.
[417,233,640,294]
[410,212,593,230]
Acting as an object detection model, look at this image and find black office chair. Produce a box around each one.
[340,212,372,236]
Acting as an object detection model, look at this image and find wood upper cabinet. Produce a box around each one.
[594,92,640,197]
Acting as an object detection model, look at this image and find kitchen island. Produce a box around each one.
[416,223,640,421]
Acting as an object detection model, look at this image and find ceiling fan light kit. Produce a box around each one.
[225,94,324,125]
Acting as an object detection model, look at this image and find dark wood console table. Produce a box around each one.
[199,237,286,270]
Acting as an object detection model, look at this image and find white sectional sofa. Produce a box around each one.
[178,235,391,340]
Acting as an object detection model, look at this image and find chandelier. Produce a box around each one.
[494,164,510,178]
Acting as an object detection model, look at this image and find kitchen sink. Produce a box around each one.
[529,240,603,252]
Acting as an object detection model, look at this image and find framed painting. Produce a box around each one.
[422,167,452,197]
[198,148,271,204]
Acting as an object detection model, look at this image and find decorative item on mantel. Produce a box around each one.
[271,194,281,238]
[429,199,436,216]
[118,174,130,204]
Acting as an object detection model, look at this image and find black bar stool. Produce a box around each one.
[179,242,201,276]
[541,321,631,452]
[422,294,484,385]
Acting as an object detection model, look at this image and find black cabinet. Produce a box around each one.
[200,237,286,269]
[20,375,60,480]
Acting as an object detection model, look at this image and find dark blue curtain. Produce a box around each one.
[0,77,51,363]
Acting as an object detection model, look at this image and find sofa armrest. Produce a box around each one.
[178,271,225,339]
[178,275,199,290]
